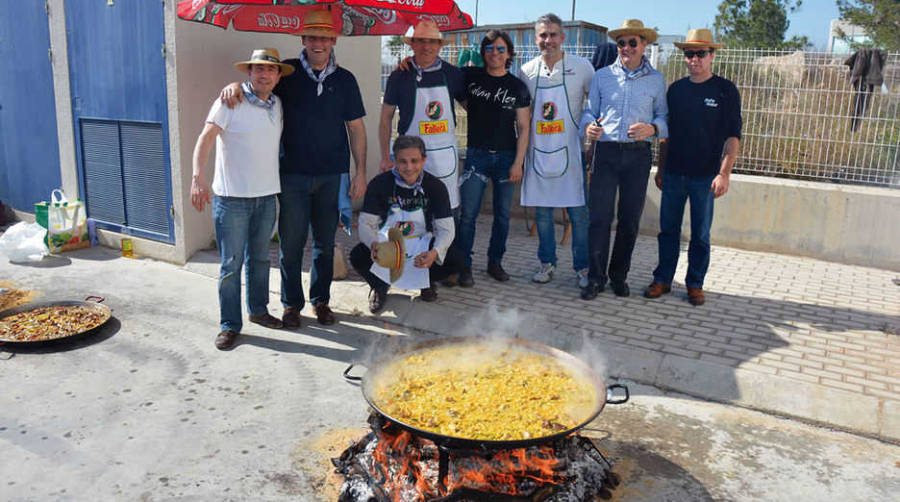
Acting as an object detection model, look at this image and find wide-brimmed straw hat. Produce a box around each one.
[673,28,723,49]
[298,9,341,38]
[608,19,658,44]
[234,48,295,76]
[374,228,406,283]
[401,19,451,46]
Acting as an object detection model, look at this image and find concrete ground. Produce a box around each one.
[1,219,899,501]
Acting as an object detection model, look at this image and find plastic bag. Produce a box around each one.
[35,189,90,253]
[0,222,50,262]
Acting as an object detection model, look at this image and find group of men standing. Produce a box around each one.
[191,9,742,350]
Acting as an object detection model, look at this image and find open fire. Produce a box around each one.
[334,413,620,502]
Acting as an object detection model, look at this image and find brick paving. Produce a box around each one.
[327,214,900,404]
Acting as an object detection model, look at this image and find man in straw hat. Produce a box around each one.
[350,136,464,314]
[579,19,668,300]
[379,19,465,214]
[644,29,741,306]
[191,48,293,350]
[519,13,594,289]
[221,9,367,328]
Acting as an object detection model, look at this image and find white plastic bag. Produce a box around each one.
[0,222,50,262]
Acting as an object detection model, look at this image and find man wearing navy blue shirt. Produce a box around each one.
[379,20,465,211]
[644,29,742,306]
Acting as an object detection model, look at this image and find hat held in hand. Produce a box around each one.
[375,228,406,282]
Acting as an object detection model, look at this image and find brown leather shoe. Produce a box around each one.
[313,303,336,325]
[282,307,302,329]
[215,330,238,350]
[687,287,706,306]
[249,312,284,329]
[644,282,672,299]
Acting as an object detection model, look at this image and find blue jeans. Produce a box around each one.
[653,172,716,288]
[213,195,277,333]
[534,202,589,272]
[278,173,341,309]
[457,148,516,268]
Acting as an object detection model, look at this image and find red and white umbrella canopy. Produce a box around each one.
[177,0,474,36]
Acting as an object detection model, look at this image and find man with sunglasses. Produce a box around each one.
[520,13,594,288]
[580,19,668,300]
[454,30,531,286]
[644,29,741,306]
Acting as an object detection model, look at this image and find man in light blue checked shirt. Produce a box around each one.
[579,19,668,300]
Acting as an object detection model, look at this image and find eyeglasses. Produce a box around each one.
[684,50,710,59]
[484,44,507,54]
[617,38,639,48]
[411,38,441,45]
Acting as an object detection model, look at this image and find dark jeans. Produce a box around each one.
[653,172,716,289]
[213,195,277,333]
[588,142,652,285]
[278,173,341,309]
[457,148,516,268]
[349,242,465,293]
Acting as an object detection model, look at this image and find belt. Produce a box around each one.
[598,141,650,151]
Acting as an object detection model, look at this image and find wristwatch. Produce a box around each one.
[651,123,659,137]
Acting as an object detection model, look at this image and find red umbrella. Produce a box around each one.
[177,0,473,36]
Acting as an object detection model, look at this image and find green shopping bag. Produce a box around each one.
[34,189,90,253]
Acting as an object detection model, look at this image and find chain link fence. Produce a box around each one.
[383,45,900,188]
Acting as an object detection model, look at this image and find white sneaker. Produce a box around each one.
[576,268,590,289]
[532,263,556,283]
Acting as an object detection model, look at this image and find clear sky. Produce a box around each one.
[455,0,841,50]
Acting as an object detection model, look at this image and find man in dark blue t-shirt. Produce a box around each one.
[644,29,742,306]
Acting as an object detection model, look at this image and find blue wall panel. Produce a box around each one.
[0,2,62,212]
[66,0,173,242]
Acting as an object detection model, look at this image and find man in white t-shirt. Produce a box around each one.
[191,48,292,350]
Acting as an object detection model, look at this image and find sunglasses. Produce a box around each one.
[484,44,507,54]
[684,50,710,59]
[617,38,639,48]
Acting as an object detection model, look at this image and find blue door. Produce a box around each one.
[66,0,174,243]
[0,2,62,212]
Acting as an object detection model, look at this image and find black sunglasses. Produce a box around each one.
[617,38,639,48]
[484,44,507,54]
[684,50,710,59]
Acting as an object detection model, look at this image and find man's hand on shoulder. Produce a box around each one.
[396,56,413,73]
[380,157,394,173]
[219,82,243,109]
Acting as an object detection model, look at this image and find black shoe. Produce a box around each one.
[486,262,510,282]
[215,330,238,351]
[368,288,387,314]
[419,286,438,302]
[580,281,602,300]
[440,274,458,288]
[458,268,475,288]
[610,280,630,297]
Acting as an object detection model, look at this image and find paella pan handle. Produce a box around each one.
[605,384,630,405]
[343,363,364,382]
[84,296,105,303]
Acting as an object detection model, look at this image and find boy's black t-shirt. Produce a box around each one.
[665,75,742,177]
[462,66,531,151]
[361,171,452,232]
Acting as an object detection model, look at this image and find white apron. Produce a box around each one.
[403,77,459,209]
[370,194,432,290]
[521,59,585,208]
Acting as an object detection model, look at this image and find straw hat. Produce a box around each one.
[608,19,658,44]
[298,9,340,38]
[673,28,722,49]
[234,48,295,76]
[374,228,406,282]
[401,19,451,46]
